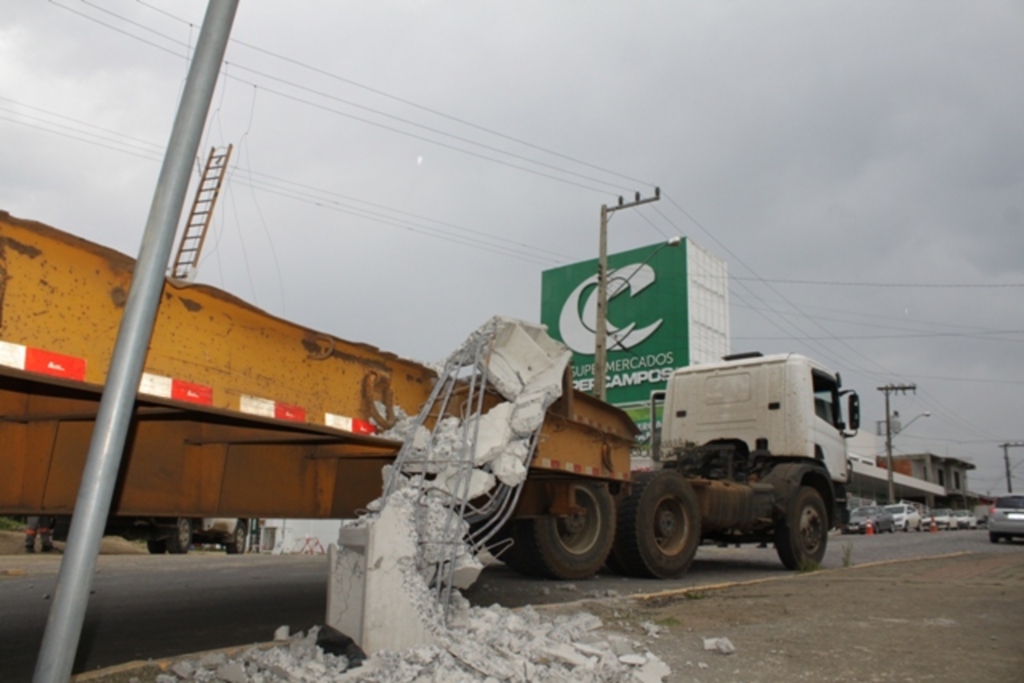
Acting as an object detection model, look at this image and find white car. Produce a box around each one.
[951,510,978,530]
[885,503,923,532]
[921,508,954,531]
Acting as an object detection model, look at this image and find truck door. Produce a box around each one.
[811,370,848,482]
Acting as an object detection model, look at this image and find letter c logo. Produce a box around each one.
[557,264,663,355]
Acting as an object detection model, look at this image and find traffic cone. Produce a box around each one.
[865,520,875,536]
[929,517,938,533]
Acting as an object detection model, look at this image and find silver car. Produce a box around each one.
[885,503,923,532]
[989,495,1024,543]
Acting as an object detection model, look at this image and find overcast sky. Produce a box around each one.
[2,1,1022,495]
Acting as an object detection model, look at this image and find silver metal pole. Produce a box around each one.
[32,3,238,681]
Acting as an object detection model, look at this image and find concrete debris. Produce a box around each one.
[158,612,671,683]
[294,318,673,681]
[631,654,673,683]
[273,626,290,642]
[703,636,736,654]
[169,660,196,679]
[216,660,248,683]
[640,621,662,638]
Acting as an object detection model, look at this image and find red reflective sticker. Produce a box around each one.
[171,379,214,405]
[24,348,86,381]
[274,403,306,422]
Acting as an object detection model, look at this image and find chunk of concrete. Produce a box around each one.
[216,661,247,683]
[632,654,672,683]
[483,317,571,402]
[468,403,515,465]
[703,636,736,654]
[510,390,549,436]
[327,504,437,654]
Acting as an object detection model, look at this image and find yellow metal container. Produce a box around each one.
[0,211,636,519]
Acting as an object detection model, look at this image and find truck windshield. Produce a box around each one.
[812,371,841,428]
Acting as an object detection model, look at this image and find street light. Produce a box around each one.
[594,234,679,400]
[894,411,931,435]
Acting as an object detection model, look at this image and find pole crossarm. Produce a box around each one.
[594,188,661,401]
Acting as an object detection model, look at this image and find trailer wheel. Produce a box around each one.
[165,518,192,555]
[146,539,167,554]
[775,486,827,570]
[511,483,615,580]
[611,470,701,579]
[225,519,248,554]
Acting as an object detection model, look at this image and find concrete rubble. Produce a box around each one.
[147,318,672,682]
[151,609,671,683]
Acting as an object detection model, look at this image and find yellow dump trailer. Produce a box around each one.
[0,211,636,577]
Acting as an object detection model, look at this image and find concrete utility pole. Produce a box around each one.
[1000,442,1024,493]
[32,3,238,682]
[594,188,660,401]
[878,383,917,504]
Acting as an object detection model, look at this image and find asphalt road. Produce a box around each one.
[0,528,1017,681]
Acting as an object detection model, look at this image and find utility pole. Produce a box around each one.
[594,188,660,401]
[1000,442,1024,493]
[878,383,917,504]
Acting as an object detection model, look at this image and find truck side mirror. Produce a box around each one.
[847,393,860,431]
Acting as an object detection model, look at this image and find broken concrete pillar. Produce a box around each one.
[326,504,438,654]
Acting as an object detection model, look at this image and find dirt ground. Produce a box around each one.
[544,551,1024,682]
[0,529,146,556]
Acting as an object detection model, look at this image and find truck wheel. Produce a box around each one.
[146,539,167,554]
[775,486,827,570]
[165,518,192,554]
[611,470,701,579]
[225,519,248,554]
[511,483,615,580]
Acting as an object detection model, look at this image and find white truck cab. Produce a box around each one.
[615,352,860,579]
[658,352,858,482]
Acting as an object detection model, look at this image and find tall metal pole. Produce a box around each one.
[594,188,660,401]
[877,383,916,504]
[32,3,238,682]
[1001,442,1024,493]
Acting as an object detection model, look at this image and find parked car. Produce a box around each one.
[951,509,978,530]
[844,506,896,534]
[921,508,954,531]
[988,495,1024,543]
[885,503,923,532]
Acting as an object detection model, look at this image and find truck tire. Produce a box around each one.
[165,518,192,555]
[775,486,827,570]
[611,470,701,579]
[225,519,248,554]
[510,483,615,580]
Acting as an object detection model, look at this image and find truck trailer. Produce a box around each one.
[0,210,636,580]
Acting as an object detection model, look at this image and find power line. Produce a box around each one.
[57,0,647,196]
[731,277,1024,288]
[132,0,655,189]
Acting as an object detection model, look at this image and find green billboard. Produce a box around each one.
[540,241,690,407]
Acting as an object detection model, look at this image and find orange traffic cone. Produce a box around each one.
[865,520,875,536]
[929,517,938,533]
